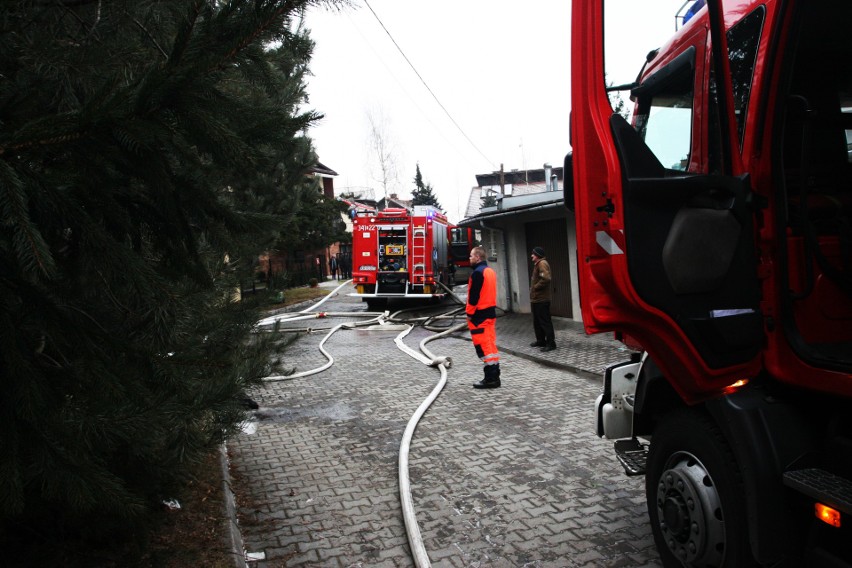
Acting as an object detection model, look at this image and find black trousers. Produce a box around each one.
[532,301,555,346]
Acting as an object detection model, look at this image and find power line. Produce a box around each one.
[362,0,496,170]
[341,11,484,173]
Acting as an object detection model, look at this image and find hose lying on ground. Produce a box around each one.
[255,281,469,567]
[396,321,466,568]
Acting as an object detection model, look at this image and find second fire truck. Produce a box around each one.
[351,205,457,309]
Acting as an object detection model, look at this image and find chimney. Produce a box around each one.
[543,163,552,191]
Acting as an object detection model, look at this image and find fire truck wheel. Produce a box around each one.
[646,408,757,568]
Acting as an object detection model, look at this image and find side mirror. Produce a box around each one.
[562,151,574,211]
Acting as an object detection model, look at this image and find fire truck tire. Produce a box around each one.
[646,408,757,568]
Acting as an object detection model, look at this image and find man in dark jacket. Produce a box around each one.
[466,246,501,389]
[529,246,556,352]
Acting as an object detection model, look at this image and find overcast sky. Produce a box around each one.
[304,1,685,222]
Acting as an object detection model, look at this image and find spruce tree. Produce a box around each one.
[274,186,350,253]
[481,193,498,208]
[0,0,342,545]
[411,163,442,211]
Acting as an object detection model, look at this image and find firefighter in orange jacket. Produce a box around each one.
[466,246,500,389]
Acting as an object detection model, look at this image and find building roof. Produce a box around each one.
[465,176,564,218]
[311,161,338,177]
[475,166,564,187]
[458,190,568,228]
[378,195,413,211]
[465,187,484,219]
[341,198,376,211]
[340,195,415,213]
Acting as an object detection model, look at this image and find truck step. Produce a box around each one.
[783,468,852,514]
[614,438,648,476]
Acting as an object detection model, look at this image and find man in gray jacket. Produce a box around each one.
[529,246,556,352]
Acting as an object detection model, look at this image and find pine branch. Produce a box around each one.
[130,14,168,60]
[0,131,84,156]
[168,0,207,66]
[217,0,300,71]
[0,161,57,277]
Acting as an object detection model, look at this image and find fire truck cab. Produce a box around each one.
[572,0,852,565]
[351,205,453,309]
[448,226,476,284]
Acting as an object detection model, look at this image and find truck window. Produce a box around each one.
[727,7,765,146]
[635,92,693,170]
[624,8,764,173]
[632,54,695,171]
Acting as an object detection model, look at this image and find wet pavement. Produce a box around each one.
[225,280,661,567]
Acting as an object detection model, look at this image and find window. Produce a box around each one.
[636,93,694,170]
[632,49,695,171]
[727,7,765,145]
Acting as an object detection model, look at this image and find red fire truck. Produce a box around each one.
[572,0,852,565]
[448,226,476,284]
[351,205,455,308]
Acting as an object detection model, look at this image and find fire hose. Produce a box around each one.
[396,321,465,568]
[254,279,467,567]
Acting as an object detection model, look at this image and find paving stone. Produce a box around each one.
[228,285,660,566]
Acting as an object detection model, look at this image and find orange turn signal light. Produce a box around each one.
[722,379,750,395]
[815,503,841,528]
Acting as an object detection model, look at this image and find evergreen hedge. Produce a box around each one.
[0,0,341,543]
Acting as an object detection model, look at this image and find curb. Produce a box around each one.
[446,333,604,383]
[499,345,603,382]
[223,286,343,566]
[220,443,248,568]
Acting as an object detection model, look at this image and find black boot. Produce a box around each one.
[474,364,501,389]
[529,340,546,347]
[540,343,556,352]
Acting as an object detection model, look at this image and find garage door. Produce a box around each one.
[525,219,572,318]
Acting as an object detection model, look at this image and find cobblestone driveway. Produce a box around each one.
[228,289,662,567]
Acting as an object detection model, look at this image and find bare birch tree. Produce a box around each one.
[366,107,400,200]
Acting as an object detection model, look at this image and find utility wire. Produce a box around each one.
[363,0,496,170]
[342,11,484,173]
